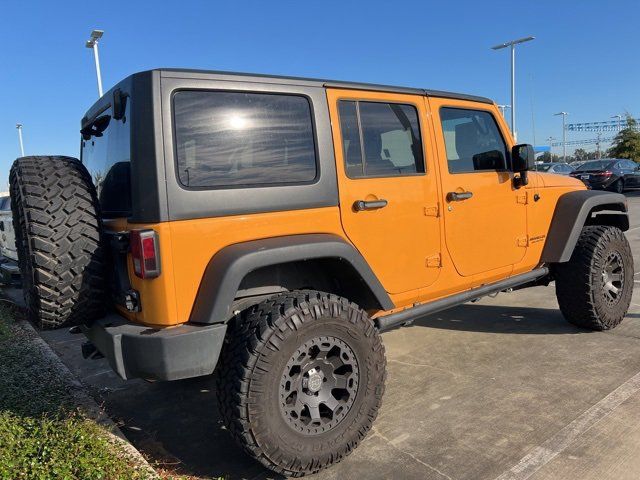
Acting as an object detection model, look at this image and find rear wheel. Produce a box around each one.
[9,156,106,329]
[216,290,386,477]
[555,226,633,330]
[611,179,624,193]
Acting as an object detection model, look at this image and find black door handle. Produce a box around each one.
[353,199,388,212]
[446,191,473,202]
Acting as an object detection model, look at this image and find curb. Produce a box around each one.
[1,295,158,479]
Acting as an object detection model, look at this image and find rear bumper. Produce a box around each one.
[82,314,227,381]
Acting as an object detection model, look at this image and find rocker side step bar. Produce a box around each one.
[375,267,550,332]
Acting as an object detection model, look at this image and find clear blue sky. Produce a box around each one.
[1,0,639,186]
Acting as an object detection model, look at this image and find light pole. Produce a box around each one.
[612,114,622,131]
[16,123,25,157]
[85,29,104,97]
[554,112,569,162]
[497,104,511,118]
[491,36,535,142]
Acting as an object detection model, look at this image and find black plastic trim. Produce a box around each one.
[541,190,628,263]
[82,313,227,381]
[189,234,394,324]
[376,268,550,332]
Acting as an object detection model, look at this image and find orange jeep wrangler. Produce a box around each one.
[10,69,633,477]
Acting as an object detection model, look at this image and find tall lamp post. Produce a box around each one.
[16,123,25,157]
[554,111,569,162]
[85,29,104,97]
[491,36,535,142]
[497,104,511,118]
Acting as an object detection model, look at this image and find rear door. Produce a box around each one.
[327,89,441,295]
[429,98,527,278]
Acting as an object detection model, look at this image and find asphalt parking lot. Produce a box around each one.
[26,191,640,480]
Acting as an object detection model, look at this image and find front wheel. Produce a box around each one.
[216,291,386,477]
[555,226,633,330]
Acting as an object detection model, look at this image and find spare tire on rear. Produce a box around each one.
[9,156,106,330]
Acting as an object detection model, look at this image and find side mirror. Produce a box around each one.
[511,143,535,187]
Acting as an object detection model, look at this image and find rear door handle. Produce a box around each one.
[446,191,473,202]
[353,199,388,211]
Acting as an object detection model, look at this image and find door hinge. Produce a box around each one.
[424,204,439,217]
[426,254,441,268]
[517,236,528,247]
[516,192,528,205]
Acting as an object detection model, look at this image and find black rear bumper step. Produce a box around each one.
[82,314,227,381]
[375,267,550,332]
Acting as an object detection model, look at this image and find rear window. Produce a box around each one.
[576,160,615,171]
[173,91,317,188]
[81,100,131,217]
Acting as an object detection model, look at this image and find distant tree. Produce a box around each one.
[609,115,640,162]
[538,152,551,162]
[573,148,588,161]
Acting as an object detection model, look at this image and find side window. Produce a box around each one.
[440,108,508,173]
[174,91,317,188]
[338,100,424,178]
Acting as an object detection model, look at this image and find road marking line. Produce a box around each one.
[494,371,640,480]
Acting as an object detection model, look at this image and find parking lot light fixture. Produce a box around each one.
[554,112,569,162]
[497,105,511,118]
[16,123,25,157]
[85,29,104,97]
[612,114,622,131]
[491,36,535,142]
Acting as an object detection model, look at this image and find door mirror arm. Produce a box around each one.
[511,143,536,189]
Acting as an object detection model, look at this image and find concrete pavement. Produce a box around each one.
[28,191,640,480]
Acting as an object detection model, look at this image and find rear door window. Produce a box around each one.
[337,100,424,178]
[173,91,317,188]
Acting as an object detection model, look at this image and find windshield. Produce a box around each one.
[576,160,615,171]
[536,164,552,172]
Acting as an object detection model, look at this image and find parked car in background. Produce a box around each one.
[0,194,20,284]
[569,158,640,193]
[535,162,574,175]
[570,160,587,169]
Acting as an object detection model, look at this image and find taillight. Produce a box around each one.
[601,171,613,177]
[130,229,160,279]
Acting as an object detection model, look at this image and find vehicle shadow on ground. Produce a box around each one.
[397,303,584,335]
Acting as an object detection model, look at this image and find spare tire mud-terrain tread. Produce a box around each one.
[216,290,386,477]
[555,225,633,330]
[9,156,106,329]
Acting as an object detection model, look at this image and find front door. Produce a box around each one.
[327,89,441,295]
[429,98,527,278]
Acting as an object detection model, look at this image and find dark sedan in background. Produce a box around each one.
[569,158,640,192]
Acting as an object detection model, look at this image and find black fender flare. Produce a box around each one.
[541,190,628,263]
[188,234,394,324]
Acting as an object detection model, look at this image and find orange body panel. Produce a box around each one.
[105,89,585,328]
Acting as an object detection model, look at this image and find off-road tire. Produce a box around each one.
[555,225,633,330]
[216,290,386,477]
[9,156,106,330]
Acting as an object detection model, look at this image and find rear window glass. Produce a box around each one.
[173,91,317,188]
[576,160,615,171]
[81,100,131,217]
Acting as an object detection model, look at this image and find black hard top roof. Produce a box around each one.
[157,68,494,104]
